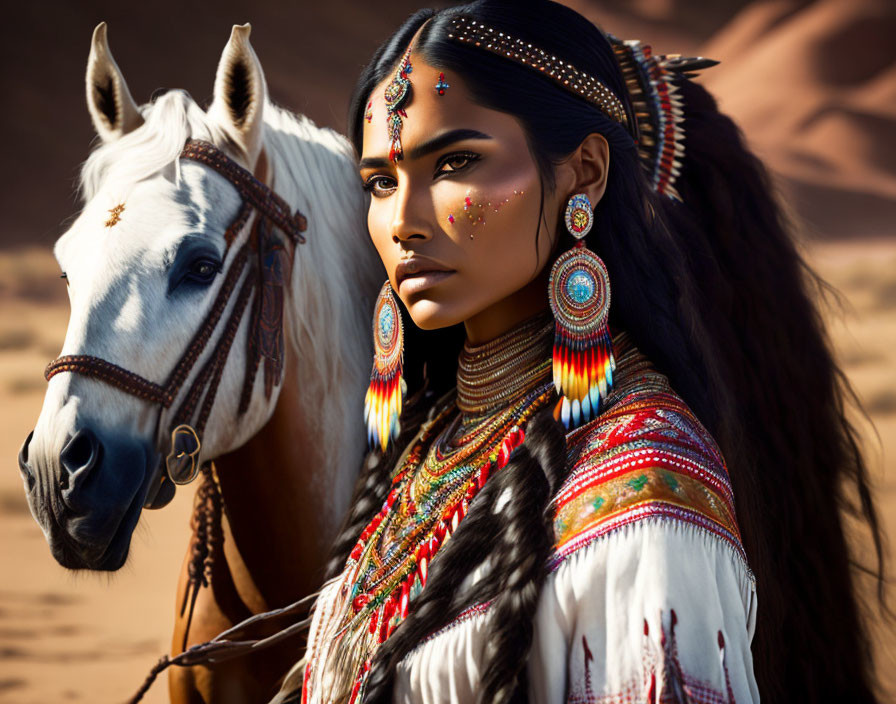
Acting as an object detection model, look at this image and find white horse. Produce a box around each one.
[18,23,381,701]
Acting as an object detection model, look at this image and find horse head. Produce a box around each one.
[18,23,377,570]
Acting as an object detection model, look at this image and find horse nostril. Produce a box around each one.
[18,430,35,492]
[60,428,102,477]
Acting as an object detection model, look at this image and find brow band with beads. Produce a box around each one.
[447,16,629,127]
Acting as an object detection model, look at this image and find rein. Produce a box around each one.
[44,139,307,487]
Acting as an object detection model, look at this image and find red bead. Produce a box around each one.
[497,438,513,467]
[352,593,370,612]
[369,609,379,635]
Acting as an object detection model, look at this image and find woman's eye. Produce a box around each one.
[436,152,479,176]
[186,259,220,284]
[363,176,397,198]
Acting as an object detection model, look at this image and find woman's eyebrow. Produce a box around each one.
[359,128,493,170]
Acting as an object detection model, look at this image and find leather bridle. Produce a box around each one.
[44,139,307,492]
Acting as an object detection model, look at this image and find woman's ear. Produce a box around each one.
[554,133,610,205]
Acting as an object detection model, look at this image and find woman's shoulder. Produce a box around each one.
[549,362,746,570]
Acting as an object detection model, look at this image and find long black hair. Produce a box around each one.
[323,1,887,702]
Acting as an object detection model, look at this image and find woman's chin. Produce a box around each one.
[404,298,469,331]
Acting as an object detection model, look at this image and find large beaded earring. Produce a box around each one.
[549,193,616,429]
[364,282,406,451]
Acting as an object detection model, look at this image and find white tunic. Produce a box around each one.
[393,520,758,703]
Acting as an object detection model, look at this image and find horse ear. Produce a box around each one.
[86,22,144,142]
[208,23,267,166]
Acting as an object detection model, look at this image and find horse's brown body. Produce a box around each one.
[169,343,351,703]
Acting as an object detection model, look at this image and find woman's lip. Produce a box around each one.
[398,270,455,295]
[395,258,454,286]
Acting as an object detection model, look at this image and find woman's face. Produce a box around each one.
[359,54,567,342]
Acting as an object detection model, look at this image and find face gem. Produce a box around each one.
[447,214,455,224]
[460,189,525,228]
[436,72,450,95]
[365,101,373,123]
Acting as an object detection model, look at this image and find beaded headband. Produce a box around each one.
[447,16,628,127]
[446,15,718,202]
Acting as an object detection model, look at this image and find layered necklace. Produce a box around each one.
[308,312,555,703]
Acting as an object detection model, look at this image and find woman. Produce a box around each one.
[281,1,885,702]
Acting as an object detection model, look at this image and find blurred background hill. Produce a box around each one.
[0,1,893,702]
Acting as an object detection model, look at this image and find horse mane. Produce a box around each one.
[78,89,379,507]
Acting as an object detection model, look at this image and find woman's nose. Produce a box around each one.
[390,185,432,243]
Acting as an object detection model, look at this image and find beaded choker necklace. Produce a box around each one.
[307,316,556,703]
[456,311,553,415]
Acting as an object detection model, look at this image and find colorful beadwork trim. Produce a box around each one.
[447,16,628,127]
[550,391,746,570]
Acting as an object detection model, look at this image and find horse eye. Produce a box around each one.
[187,258,220,284]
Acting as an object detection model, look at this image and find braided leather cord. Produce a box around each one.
[180,140,307,244]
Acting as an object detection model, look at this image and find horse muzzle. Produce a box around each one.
[19,424,157,570]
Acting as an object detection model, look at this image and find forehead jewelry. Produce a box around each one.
[105,203,125,228]
[548,193,616,430]
[384,47,414,163]
[435,72,450,95]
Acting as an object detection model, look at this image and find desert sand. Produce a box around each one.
[1,0,893,701]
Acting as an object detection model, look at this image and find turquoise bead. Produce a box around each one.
[566,271,595,304]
